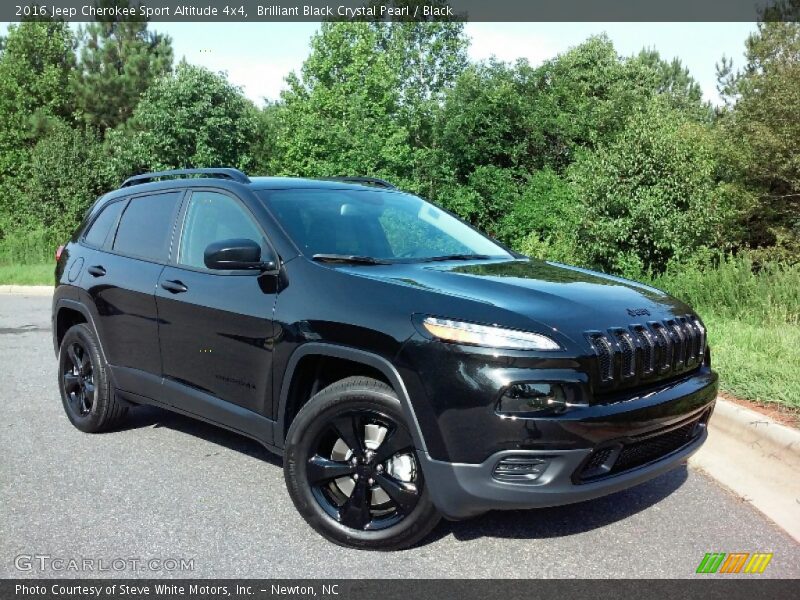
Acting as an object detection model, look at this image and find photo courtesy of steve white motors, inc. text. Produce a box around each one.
[14,583,340,597]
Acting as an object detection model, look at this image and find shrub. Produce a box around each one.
[569,99,742,277]
[0,120,110,246]
[106,63,259,180]
[500,167,579,249]
[647,252,800,326]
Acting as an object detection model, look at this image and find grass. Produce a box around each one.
[0,263,54,285]
[0,228,60,265]
[648,254,800,411]
[702,313,800,409]
[0,228,59,285]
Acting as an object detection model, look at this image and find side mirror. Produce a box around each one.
[203,238,277,272]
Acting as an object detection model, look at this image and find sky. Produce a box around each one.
[1,21,756,106]
[155,22,757,106]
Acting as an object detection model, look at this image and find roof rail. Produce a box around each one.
[121,168,251,188]
[325,176,397,190]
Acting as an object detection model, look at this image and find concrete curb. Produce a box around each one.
[711,399,800,465]
[690,397,800,542]
[0,285,54,296]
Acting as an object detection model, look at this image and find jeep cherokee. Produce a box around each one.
[52,168,718,550]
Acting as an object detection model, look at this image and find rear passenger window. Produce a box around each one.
[84,200,124,248]
[112,192,182,262]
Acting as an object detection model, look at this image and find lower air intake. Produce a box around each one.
[576,413,706,483]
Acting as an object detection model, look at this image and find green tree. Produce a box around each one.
[717,7,800,256]
[371,10,468,148]
[273,22,407,178]
[0,21,77,240]
[106,63,259,180]
[632,48,707,117]
[17,120,111,239]
[251,102,281,175]
[434,36,707,184]
[570,99,741,276]
[73,1,173,134]
[435,59,539,181]
[0,21,76,177]
[502,167,580,260]
[268,20,467,182]
[528,36,665,169]
[432,36,697,243]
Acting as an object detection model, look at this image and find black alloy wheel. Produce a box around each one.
[58,323,127,432]
[307,409,421,531]
[284,376,440,550]
[62,341,95,417]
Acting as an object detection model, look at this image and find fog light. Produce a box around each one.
[493,456,550,482]
[497,383,567,415]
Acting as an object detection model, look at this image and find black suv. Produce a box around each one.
[53,168,718,550]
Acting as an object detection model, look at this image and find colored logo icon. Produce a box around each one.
[696,552,773,574]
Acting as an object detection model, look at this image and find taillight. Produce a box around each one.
[55,245,65,262]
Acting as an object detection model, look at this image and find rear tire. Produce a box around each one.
[284,376,440,550]
[58,323,127,432]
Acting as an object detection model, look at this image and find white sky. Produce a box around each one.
[159,22,756,106]
[1,21,756,106]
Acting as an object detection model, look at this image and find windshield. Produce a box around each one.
[257,188,513,261]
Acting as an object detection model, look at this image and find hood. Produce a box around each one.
[336,258,693,343]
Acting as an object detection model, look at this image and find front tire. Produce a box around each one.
[58,323,127,432]
[284,376,440,550]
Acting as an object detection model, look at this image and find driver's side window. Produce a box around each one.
[178,191,265,269]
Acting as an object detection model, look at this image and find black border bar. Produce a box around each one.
[3,0,784,22]
[4,579,800,600]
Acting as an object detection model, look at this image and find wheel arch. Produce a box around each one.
[53,299,108,365]
[276,343,427,454]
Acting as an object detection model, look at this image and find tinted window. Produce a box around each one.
[178,191,265,269]
[84,200,124,248]
[258,189,511,261]
[112,192,182,261]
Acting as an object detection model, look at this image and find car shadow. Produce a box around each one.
[118,404,282,467]
[116,404,690,544]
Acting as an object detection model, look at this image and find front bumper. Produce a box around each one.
[416,368,718,520]
[420,424,707,520]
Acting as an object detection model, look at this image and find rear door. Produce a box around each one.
[83,190,184,378]
[155,188,278,415]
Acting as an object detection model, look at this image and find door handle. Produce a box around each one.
[161,279,188,294]
[87,265,106,277]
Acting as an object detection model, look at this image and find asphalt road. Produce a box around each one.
[1,292,798,579]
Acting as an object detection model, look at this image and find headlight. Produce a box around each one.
[422,317,560,351]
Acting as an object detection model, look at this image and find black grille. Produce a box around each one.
[630,326,656,375]
[612,329,636,379]
[586,314,706,388]
[576,416,705,482]
[588,332,614,382]
[611,420,699,473]
[584,447,613,471]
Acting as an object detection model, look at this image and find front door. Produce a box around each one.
[155,189,278,415]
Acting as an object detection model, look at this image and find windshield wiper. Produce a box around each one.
[312,254,390,265]
[420,254,492,262]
